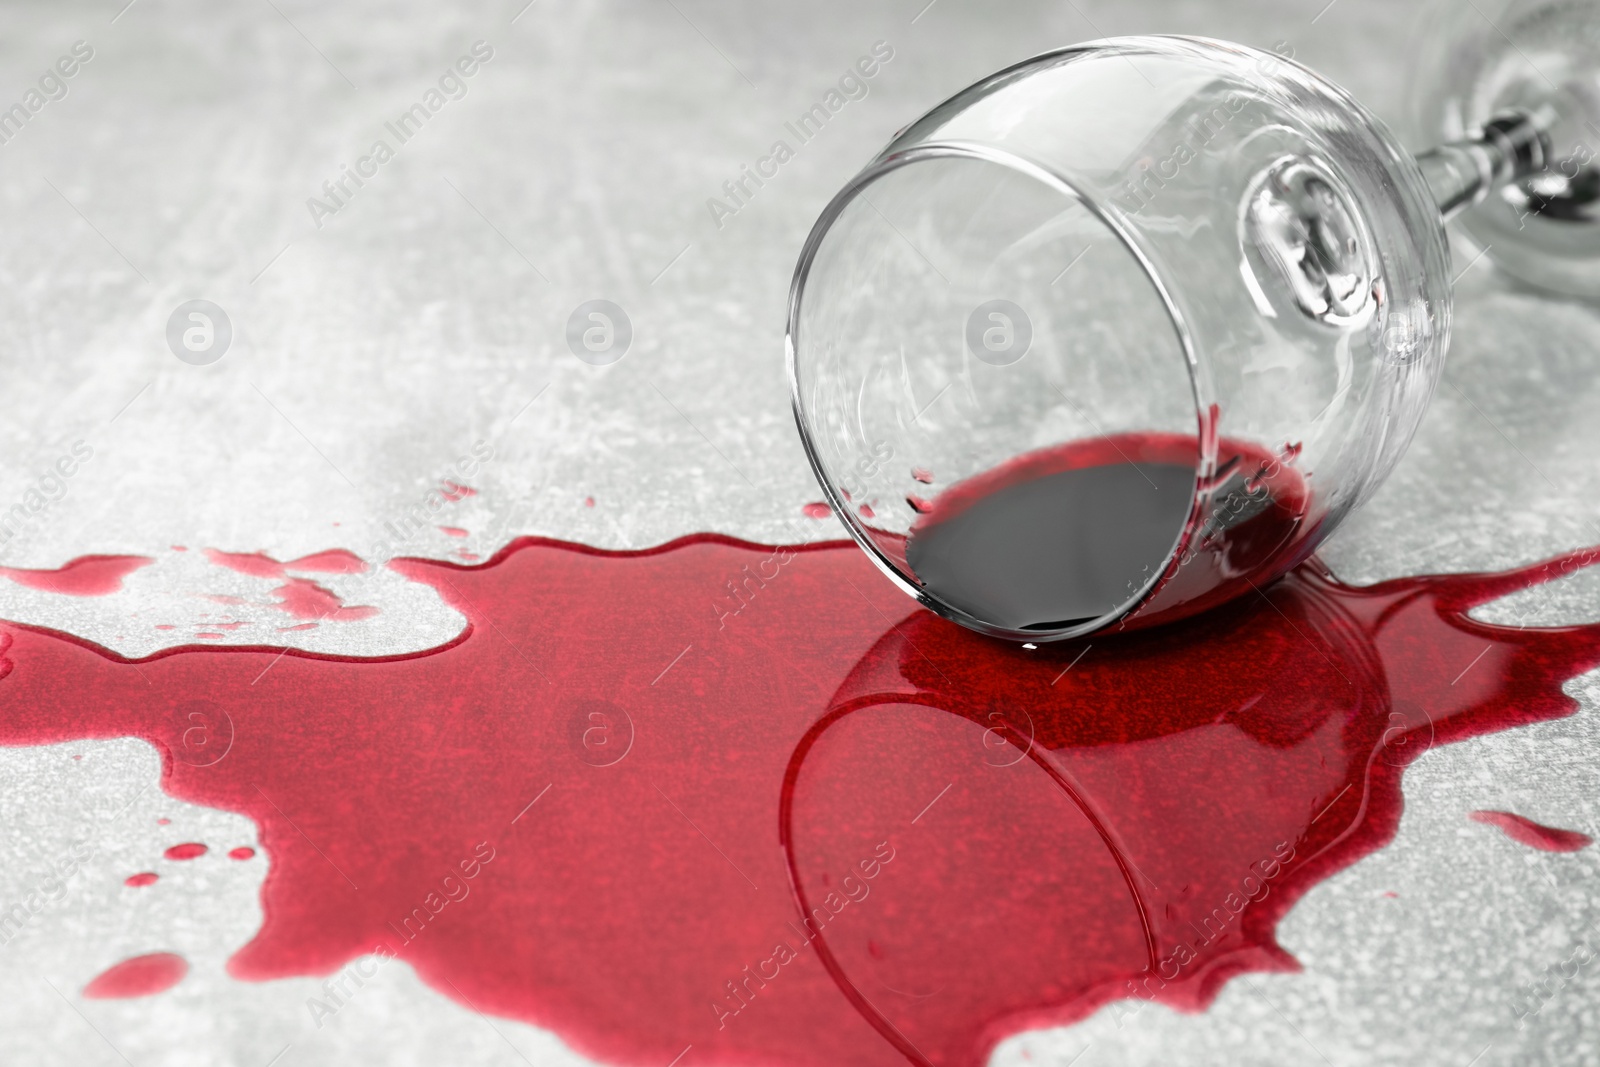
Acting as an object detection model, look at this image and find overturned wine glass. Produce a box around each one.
[786,0,1599,643]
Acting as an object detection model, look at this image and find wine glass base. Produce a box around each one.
[1413,0,1600,297]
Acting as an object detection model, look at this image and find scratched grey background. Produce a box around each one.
[0,0,1597,1065]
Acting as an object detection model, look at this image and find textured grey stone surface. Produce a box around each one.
[0,0,1596,1065]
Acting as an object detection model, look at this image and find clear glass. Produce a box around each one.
[1410,0,1600,296]
[787,36,1452,642]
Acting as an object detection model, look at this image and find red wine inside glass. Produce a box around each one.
[903,433,1308,632]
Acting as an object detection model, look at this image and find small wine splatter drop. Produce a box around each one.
[584,496,595,508]
[228,847,257,861]
[906,495,933,515]
[204,548,368,579]
[1469,810,1593,853]
[292,550,367,573]
[125,872,159,888]
[203,550,283,579]
[912,468,934,484]
[270,579,378,623]
[440,527,469,538]
[82,952,188,999]
[803,502,833,519]
[163,843,207,861]
[859,504,876,520]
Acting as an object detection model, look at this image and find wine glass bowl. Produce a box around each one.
[788,36,1452,641]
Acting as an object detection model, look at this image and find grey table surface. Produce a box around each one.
[0,0,1597,1065]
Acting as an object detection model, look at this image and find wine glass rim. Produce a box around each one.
[785,139,1208,642]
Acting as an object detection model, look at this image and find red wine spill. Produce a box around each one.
[82,952,189,999]
[1469,810,1594,853]
[1,530,1598,1062]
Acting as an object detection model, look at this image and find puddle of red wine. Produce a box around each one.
[2,536,1599,1065]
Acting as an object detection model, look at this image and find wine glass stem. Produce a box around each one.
[1415,112,1552,223]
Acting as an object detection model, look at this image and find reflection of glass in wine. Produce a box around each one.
[780,569,1400,1067]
